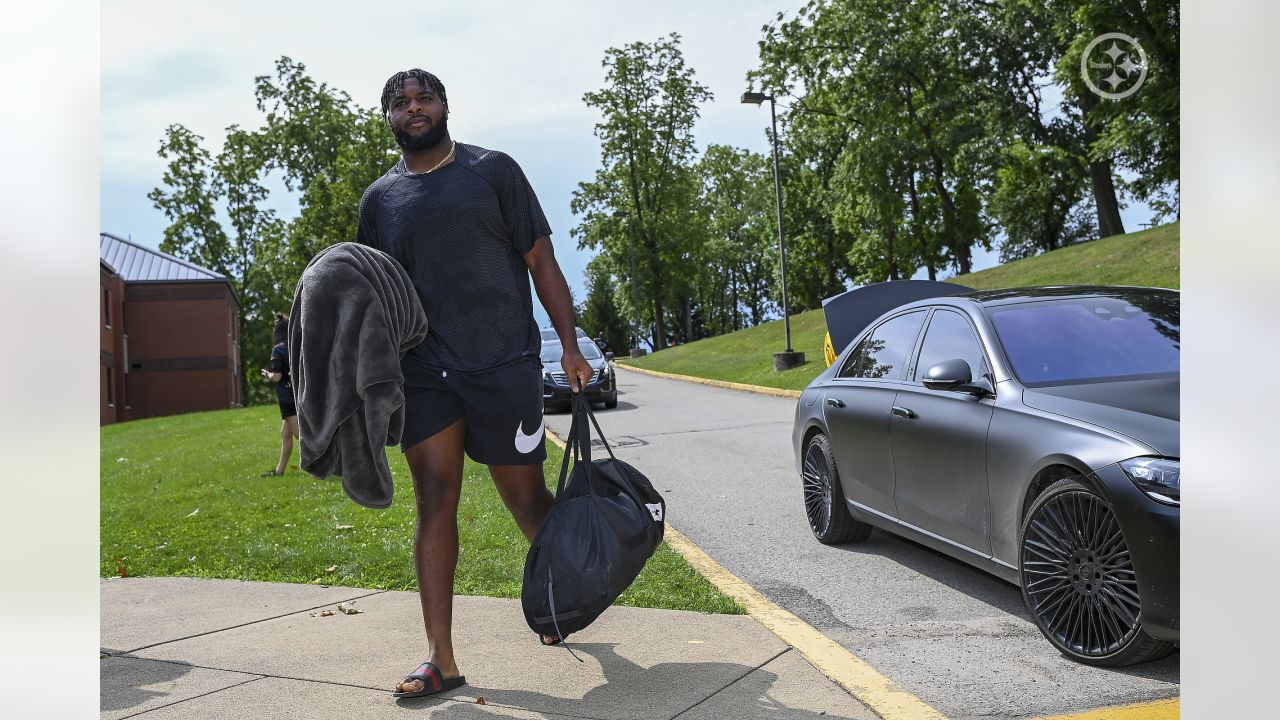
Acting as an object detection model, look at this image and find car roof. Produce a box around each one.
[956,285,1178,308]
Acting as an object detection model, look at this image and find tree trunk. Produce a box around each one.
[1078,92,1126,238]
[908,170,935,280]
[885,224,900,281]
[825,233,838,298]
[682,295,692,341]
[643,232,667,350]
[928,152,972,275]
[731,266,740,331]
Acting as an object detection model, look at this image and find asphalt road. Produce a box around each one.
[543,367,1179,720]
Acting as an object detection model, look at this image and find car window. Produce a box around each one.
[838,310,926,380]
[987,294,1179,386]
[540,341,603,362]
[914,310,989,382]
[539,343,562,363]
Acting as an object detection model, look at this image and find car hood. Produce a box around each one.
[1021,376,1179,457]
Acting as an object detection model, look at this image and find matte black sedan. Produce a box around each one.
[541,338,618,411]
[793,285,1179,666]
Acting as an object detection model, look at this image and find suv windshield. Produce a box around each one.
[986,293,1179,386]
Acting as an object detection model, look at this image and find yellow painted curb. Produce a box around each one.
[546,427,567,450]
[1034,698,1179,720]
[662,524,947,720]
[614,363,802,399]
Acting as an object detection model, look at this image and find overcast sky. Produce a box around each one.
[101,0,1154,328]
[101,0,813,325]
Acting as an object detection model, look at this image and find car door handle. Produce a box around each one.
[891,406,916,419]
[826,398,845,408]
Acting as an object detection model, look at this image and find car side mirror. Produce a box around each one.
[923,358,972,390]
[605,352,615,361]
[923,359,993,398]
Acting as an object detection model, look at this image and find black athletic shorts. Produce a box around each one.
[400,354,546,465]
[278,399,297,419]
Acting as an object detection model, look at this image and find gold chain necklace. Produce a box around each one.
[404,140,456,176]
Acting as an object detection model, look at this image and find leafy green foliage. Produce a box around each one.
[100,404,742,614]
[578,260,630,354]
[148,57,397,405]
[571,34,712,350]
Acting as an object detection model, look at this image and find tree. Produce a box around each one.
[692,145,777,333]
[578,260,630,354]
[571,33,712,351]
[753,0,996,278]
[989,142,1093,261]
[148,57,397,404]
[1056,0,1179,220]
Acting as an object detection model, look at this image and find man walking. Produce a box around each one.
[356,69,592,698]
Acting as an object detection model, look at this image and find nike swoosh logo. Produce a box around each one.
[514,417,545,454]
[469,151,490,165]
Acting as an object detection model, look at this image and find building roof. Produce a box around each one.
[99,232,227,283]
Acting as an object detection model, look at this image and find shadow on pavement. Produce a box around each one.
[395,643,861,719]
[100,655,194,714]
[829,530,1180,683]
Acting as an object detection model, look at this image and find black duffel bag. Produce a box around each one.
[522,391,665,648]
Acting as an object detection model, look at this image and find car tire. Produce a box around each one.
[604,391,618,409]
[802,433,872,545]
[1019,477,1176,667]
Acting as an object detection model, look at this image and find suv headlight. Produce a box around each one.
[1119,457,1179,506]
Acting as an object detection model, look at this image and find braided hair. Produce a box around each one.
[380,69,448,115]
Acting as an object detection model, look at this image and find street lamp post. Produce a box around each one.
[741,90,805,371]
[612,210,646,358]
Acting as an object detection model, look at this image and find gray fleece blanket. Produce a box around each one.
[288,242,427,509]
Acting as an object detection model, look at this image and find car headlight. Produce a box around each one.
[1119,457,1179,506]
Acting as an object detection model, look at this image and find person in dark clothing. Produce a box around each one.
[260,312,298,476]
[356,68,591,699]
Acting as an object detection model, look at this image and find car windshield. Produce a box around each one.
[539,341,603,363]
[986,293,1179,386]
[540,327,589,341]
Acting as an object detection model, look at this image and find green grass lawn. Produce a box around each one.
[949,221,1179,290]
[101,405,741,615]
[621,222,1179,391]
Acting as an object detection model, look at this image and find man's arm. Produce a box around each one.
[523,237,593,391]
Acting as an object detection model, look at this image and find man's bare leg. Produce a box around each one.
[395,417,467,694]
[490,463,558,643]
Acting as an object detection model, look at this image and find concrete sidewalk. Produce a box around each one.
[101,577,880,719]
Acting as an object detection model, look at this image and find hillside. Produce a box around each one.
[620,221,1179,391]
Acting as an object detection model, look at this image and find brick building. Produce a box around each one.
[100,233,242,424]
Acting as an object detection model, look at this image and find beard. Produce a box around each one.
[392,114,449,152]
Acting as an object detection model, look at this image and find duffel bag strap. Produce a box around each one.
[581,398,617,463]
[555,398,582,497]
[546,567,583,663]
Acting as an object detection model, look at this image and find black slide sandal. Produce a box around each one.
[391,661,466,698]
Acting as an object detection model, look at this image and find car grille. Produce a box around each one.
[549,368,603,386]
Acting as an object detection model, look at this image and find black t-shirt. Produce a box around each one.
[270,343,293,403]
[356,142,552,372]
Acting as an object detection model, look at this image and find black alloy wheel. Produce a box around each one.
[801,434,871,545]
[1019,478,1176,666]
